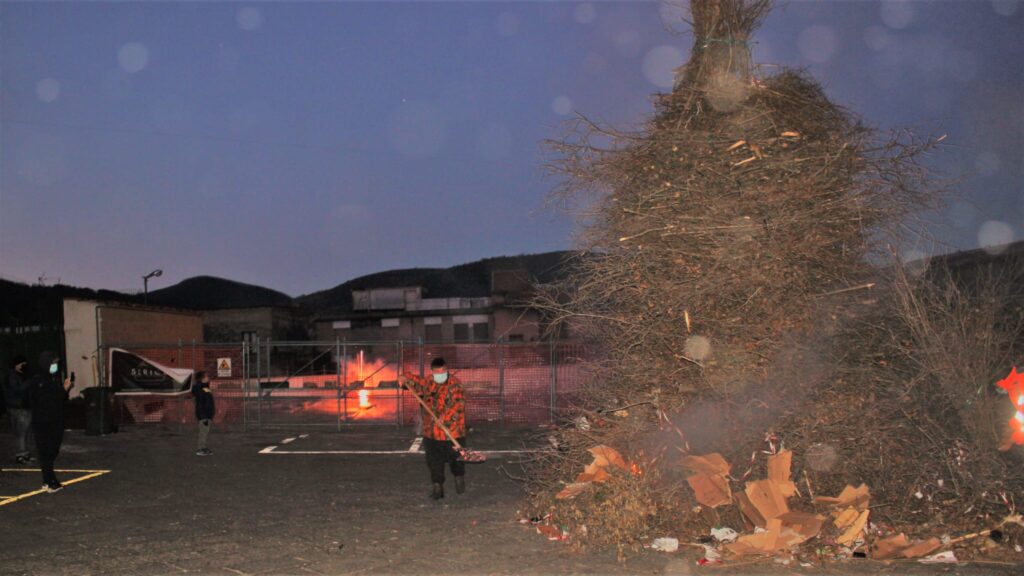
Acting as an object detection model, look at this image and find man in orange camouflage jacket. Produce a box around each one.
[399,357,466,500]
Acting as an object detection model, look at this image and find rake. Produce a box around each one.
[404,383,486,463]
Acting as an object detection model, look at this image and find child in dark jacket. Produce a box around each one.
[191,371,215,456]
[25,351,74,492]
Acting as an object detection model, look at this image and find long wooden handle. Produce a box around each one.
[404,383,465,450]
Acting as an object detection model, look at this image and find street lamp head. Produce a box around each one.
[144,269,163,280]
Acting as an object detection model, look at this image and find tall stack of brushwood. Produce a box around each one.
[529,0,1020,552]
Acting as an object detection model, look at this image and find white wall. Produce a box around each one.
[62,299,100,397]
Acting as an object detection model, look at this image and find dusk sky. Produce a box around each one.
[1,1,1021,296]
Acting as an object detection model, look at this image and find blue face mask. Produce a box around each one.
[432,372,448,384]
[49,362,59,375]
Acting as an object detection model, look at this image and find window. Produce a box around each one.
[332,320,351,330]
[453,315,490,342]
[381,318,400,328]
[425,324,443,342]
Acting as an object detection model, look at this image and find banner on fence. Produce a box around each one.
[109,348,193,391]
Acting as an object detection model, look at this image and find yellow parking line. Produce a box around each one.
[1,468,111,473]
[0,469,110,507]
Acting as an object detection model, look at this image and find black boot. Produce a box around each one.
[431,482,444,500]
[455,476,465,495]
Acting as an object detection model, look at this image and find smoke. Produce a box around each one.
[646,329,833,474]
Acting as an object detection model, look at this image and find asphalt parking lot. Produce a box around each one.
[2,425,1022,576]
[1,425,667,575]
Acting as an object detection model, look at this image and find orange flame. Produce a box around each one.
[997,367,1024,446]
[358,389,371,409]
[630,462,643,477]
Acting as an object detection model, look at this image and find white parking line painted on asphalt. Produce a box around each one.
[281,437,296,444]
[259,448,535,457]
[408,437,423,453]
[299,434,309,439]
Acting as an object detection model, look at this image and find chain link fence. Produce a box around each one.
[101,339,587,432]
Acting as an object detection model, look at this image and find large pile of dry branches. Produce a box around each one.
[528,0,1024,556]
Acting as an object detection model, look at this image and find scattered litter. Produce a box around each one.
[872,534,943,560]
[711,527,738,543]
[835,510,869,546]
[688,473,732,508]
[683,453,733,508]
[901,538,943,559]
[650,537,679,552]
[737,479,790,527]
[536,524,568,542]
[588,445,628,470]
[701,545,722,562]
[556,445,632,499]
[871,533,910,560]
[814,484,870,510]
[919,551,958,564]
[778,511,824,543]
[726,519,791,555]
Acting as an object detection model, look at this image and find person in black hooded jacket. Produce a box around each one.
[25,351,74,492]
[5,354,35,463]
[191,371,215,456]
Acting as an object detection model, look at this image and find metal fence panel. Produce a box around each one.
[102,342,247,432]
[105,340,588,432]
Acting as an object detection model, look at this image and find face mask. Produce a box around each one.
[49,362,59,375]
[432,372,448,384]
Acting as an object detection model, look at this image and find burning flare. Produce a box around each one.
[358,389,371,409]
[996,367,1024,446]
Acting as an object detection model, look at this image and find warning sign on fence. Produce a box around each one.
[217,357,232,377]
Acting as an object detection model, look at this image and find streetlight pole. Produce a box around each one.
[143,269,163,304]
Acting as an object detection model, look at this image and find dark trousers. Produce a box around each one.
[423,437,466,484]
[32,420,64,486]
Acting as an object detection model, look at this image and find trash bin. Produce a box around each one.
[83,387,116,435]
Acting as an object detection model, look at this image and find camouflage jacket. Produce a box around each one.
[402,372,466,441]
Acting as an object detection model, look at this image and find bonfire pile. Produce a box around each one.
[526,0,1024,565]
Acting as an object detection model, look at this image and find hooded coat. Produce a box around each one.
[4,354,31,409]
[26,351,70,423]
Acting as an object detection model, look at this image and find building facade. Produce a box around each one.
[313,270,547,343]
[63,298,204,394]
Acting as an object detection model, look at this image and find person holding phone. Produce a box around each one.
[25,351,74,492]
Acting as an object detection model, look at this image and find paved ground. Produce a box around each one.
[1,425,1021,575]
